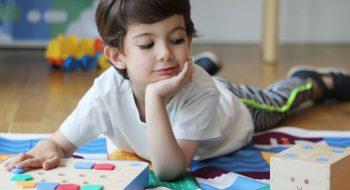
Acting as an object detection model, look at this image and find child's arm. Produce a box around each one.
[145,60,197,180]
[4,130,77,171]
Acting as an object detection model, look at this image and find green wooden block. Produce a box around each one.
[81,184,104,190]
[11,174,33,181]
[257,186,270,190]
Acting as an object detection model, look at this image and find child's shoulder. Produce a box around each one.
[191,64,218,89]
[93,67,131,95]
[175,64,219,100]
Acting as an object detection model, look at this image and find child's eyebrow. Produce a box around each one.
[132,26,186,39]
[169,26,186,35]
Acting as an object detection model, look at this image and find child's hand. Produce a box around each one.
[4,139,63,171]
[146,59,193,103]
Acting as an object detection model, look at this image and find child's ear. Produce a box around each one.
[104,46,126,69]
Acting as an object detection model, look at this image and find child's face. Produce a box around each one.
[122,14,191,90]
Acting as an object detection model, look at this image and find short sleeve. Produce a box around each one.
[60,85,111,147]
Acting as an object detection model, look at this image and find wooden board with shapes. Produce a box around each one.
[0,159,149,190]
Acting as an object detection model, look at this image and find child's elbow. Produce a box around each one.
[154,167,184,181]
[155,171,180,181]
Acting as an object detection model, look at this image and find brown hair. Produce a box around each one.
[95,0,197,79]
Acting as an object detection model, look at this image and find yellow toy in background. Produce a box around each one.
[76,38,95,59]
[61,35,80,60]
[97,54,111,71]
[45,35,110,72]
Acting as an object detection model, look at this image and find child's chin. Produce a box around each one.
[158,74,175,80]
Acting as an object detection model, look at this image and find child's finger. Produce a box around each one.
[5,153,33,171]
[180,59,192,85]
[185,59,193,81]
[177,60,190,82]
[15,157,43,169]
[42,155,60,170]
[3,157,12,167]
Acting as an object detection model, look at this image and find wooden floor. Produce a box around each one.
[1,44,350,133]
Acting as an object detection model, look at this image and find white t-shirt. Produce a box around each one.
[60,64,254,161]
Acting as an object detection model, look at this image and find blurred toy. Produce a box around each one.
[45,35,110,72]
[270,144,350,190]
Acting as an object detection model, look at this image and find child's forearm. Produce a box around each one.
[50,129,77,158]
[146,92,187,181]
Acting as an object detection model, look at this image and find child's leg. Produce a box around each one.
[219,65,350,132]
[216,77,313,132]
[288,66,350,102]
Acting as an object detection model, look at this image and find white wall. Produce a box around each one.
[191,0,350,44]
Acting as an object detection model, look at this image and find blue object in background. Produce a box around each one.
[0,0,96,45]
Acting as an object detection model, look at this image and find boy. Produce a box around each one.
[5,0,350,181]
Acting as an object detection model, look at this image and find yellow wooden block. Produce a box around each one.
[16,181,37,188]
[0,154,9,162]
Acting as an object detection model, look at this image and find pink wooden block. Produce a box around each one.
[56,184,80,190]
[93,163,115,170]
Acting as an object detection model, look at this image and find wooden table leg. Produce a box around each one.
[262,0,279,64]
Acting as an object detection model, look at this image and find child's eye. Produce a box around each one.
[171,38,185,44]
[138,42,154,49]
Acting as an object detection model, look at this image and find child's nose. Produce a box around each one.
[157,44,173,62]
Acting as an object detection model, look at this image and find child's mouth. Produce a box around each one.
[157,66,179,76]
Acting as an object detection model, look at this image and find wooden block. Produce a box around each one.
[93,163,115,170]
[11,174,33,181]
[270,144,350,190]
[36,182,59,190]
[257,187,270,190]
[81,184,104,190]
[16,181,37,188]
[56,183,80,190]
[74,162,95,170]
[11,167,26,174]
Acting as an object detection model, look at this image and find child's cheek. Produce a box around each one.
[178,57,190,73]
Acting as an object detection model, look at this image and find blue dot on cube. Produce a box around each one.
[316,157,329,162]
[301,145,314,150]
[284,153,298,158]
[332,149,344,154]
[130,163,142,167]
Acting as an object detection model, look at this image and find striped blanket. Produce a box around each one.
[1,127,350,190]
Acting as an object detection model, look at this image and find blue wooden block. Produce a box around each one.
[11,167,26,174]
[36,182,59,190]
[74,162,96,170]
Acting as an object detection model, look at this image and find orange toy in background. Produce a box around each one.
[45,35,110,72]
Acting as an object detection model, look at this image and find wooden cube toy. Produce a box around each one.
[270,144,350,190]
[0,159,149,190]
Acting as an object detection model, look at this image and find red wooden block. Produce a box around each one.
[93,163,115,170]
[56,184,80,190]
